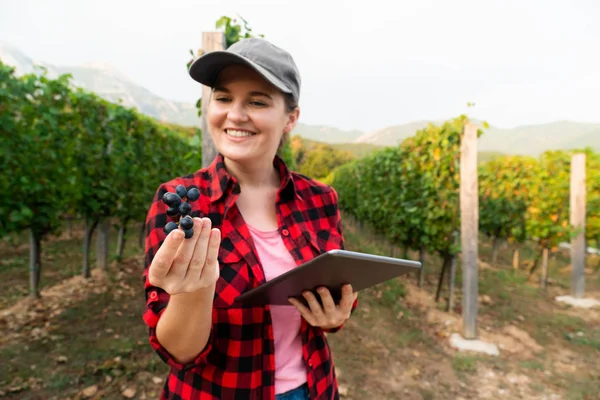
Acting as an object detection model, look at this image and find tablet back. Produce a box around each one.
[234,249,422,307]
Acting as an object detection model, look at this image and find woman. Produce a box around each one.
[142,37,358,400]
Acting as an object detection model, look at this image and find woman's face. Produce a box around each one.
[207,64,299,165]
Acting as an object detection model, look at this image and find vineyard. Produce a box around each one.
[2,17,600,400]
[328,115,600,292]
[0,61,203,297]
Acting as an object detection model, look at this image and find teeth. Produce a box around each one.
[226,129,255,137]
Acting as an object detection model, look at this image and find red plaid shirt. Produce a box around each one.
[142,153,357,399]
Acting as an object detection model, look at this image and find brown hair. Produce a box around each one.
[278,93,298,151]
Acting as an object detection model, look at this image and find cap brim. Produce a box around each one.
[188,51,293,95]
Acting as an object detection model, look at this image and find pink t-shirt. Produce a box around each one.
[247,224,307,394]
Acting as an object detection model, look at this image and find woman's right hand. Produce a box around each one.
[148,217,222,295]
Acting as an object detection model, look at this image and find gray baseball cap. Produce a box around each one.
[188,37,301,104]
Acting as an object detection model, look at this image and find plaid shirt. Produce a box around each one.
[142,153,357,399]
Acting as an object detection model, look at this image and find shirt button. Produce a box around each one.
[281,228,289,237]
[150,291,158,300]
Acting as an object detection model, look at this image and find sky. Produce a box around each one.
[1,0,599,132]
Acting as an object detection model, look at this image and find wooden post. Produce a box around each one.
[200,31,226,168]
[461,123,479,339]
[541,247,549,289]
[512,247,519,270]
[570,153,586,298]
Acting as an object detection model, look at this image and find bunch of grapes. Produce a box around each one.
[162,184,201,239]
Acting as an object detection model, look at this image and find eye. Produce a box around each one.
[215,96,231,103]
[250,100,267,107]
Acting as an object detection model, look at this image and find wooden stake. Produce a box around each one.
[200,32,226,168]
[512,247,520,270]
[541,247,549,289]
[461,123,479,339]
[570,153,586,298]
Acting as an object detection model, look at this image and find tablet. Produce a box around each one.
[234,249,422,307]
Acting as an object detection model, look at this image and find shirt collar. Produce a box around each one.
[207,153,303,203]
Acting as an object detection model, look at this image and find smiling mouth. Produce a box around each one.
[225,129,257,138]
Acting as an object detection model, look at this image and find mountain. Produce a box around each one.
[0,42,200,127]
[2,42,598,156]
[355,120,435,146]
[355,119,600,156]
[478,121,600,156]
[292,123,364,144]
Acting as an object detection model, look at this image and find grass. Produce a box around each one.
[418,388,435,400]
[563,330,600,350]
[530,312,587,346]
[453,354,479,373]
[519,360,545,371]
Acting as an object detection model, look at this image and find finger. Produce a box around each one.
[185,217,208,278]
[187,218,212,277]
[317,287,336,315]
[288,297,315,325]
[303,291,325,320]
[198,228,221,285]
[339,284,355,311]
[149,229,184,282]
[170,217,203,278]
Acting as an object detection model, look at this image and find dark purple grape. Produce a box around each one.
[186,187,200,202]
[180,216,193,230]
[179,201,192,216]
[176,184,187,198]
[163,192,181,207]
[184,228,194,239]
[166,206,180,217]
[163,221,178,235]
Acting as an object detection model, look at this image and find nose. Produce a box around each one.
[226,101,249,124]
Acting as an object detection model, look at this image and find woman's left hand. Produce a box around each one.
[288,284,357,330]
